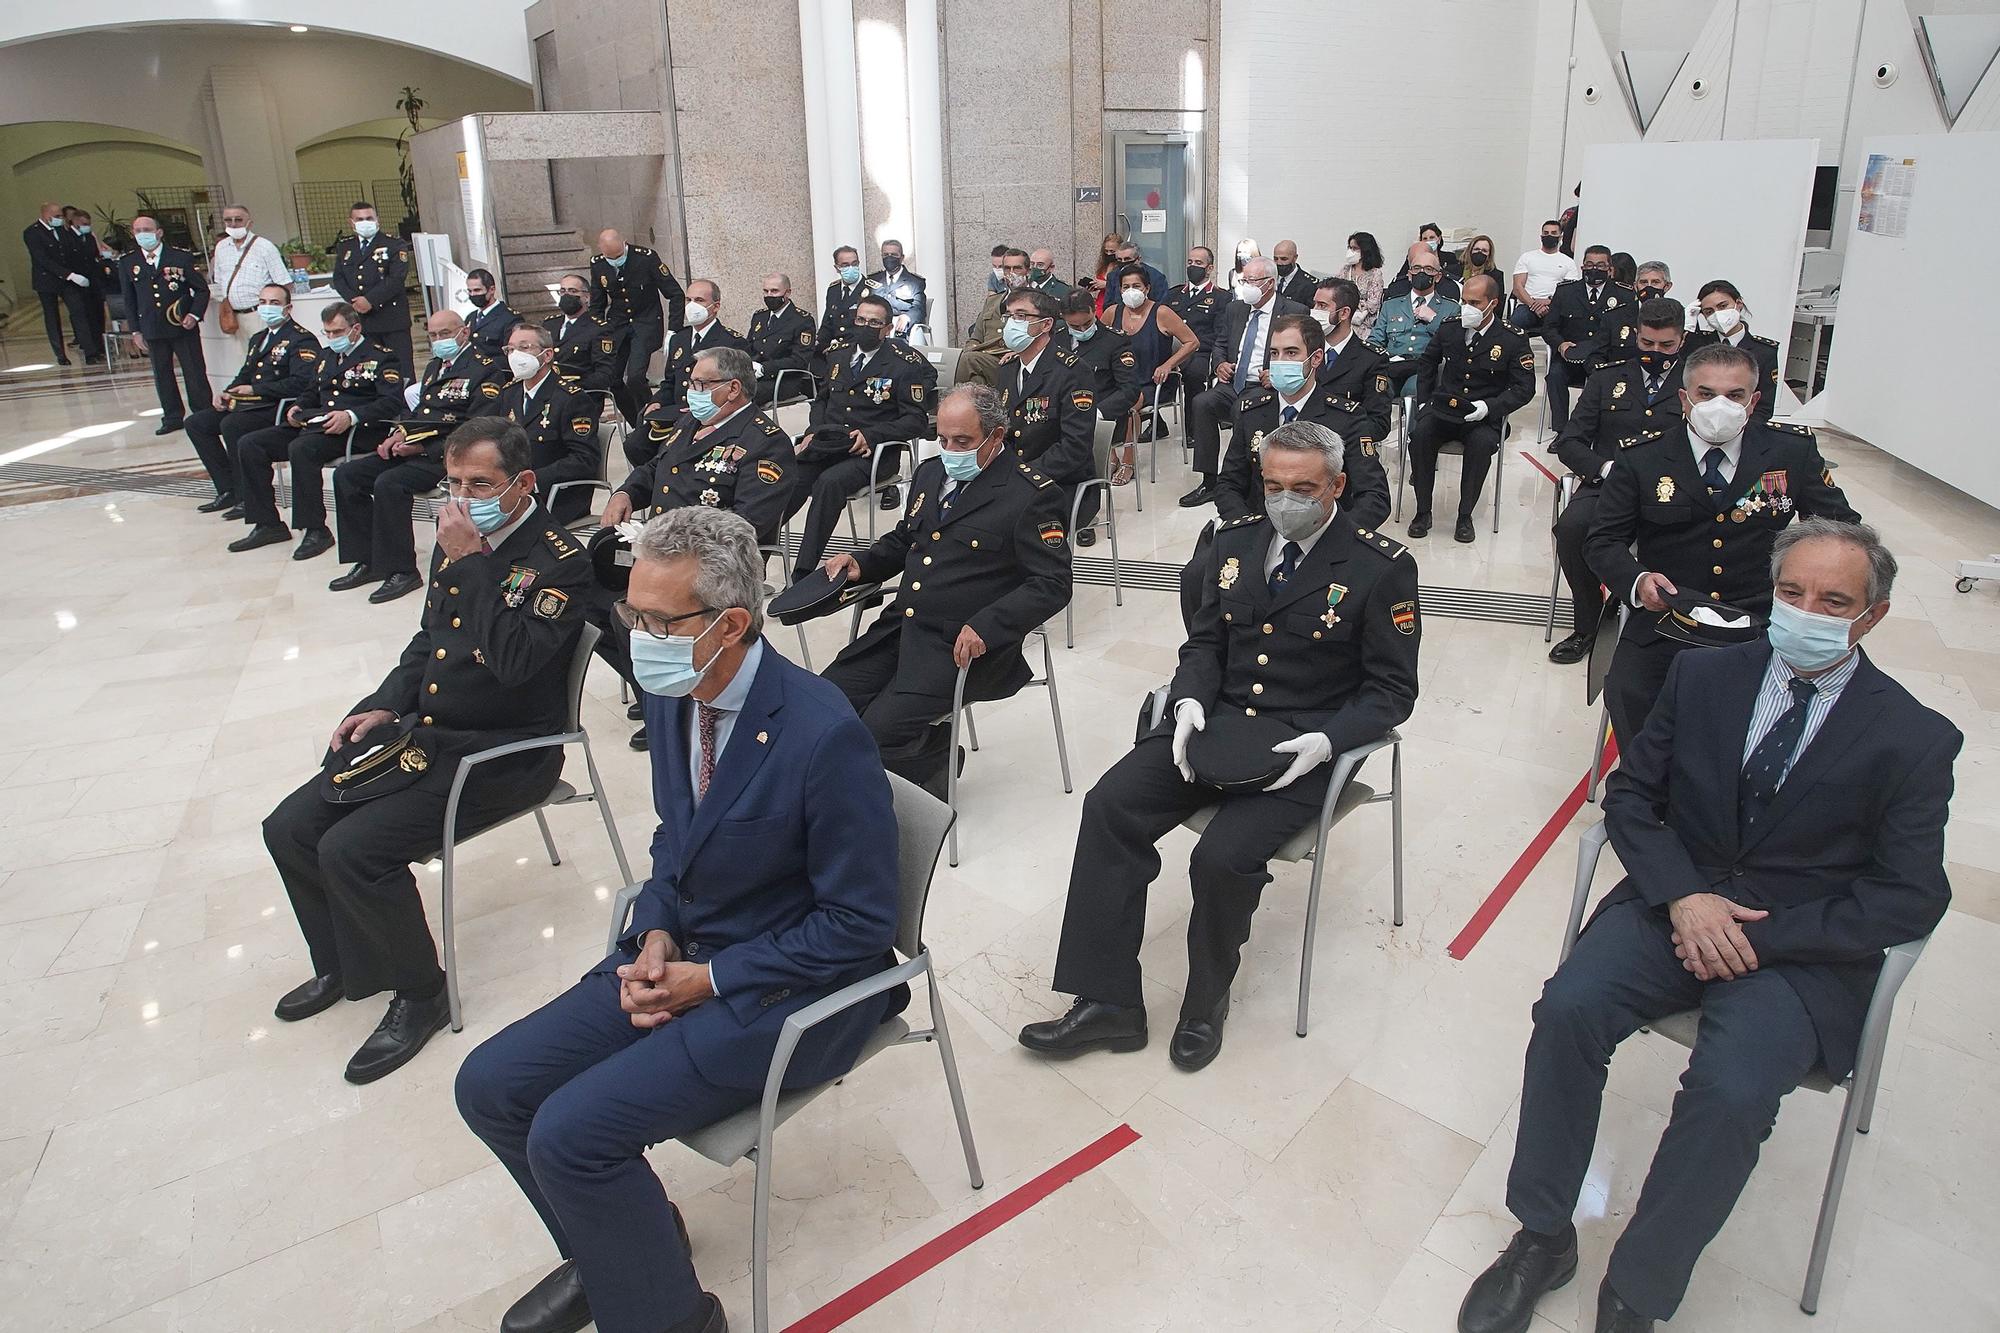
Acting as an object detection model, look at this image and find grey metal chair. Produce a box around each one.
[586,388,626,452]
[1545,472,1581,643]
[842,439,913,543]
[1563,819,1929,1315]
[920,344,961,391]
[436,621,634,1032]
[1064,427,1123,648]
[944,626,1072,867]
[769,368,818,409]
[1144,687,1405,1037]
[1393,398,1507,533]
[755,541,818,671]
[604,774,984,1333]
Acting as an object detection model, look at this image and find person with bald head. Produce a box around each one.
[589,226,687,426]
[1271,239,1316,306]
[747,271,819,405]
[1026,246,1072,299]
[23,201,98,365]
[1179,254,1308,508]
[119,214,212,433]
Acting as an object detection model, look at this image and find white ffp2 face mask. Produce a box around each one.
[1686,395,1749,444]
[508,349,543,381]
[1708,306,1742,336]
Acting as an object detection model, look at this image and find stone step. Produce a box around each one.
[501,231,586,259]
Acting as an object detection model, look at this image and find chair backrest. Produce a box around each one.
[885,772,954,959]
[924,345,961,388]
[1092,419,1117,477]
[566,620,603,733]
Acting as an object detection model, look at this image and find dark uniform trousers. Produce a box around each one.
[1554,483,1604,631]
[1407,408,1504,521]
[334,453,448,574]
[185,403,280,498]
[1544,354,1590,433]
[1508,896,1818,1321]
[1604,633,1691,754]
[148,333,211,425]
[262,746,561,999]
[782,446,902,579]
[236,422,390,531]
[822,643,1018,792]
[40,286,95,359]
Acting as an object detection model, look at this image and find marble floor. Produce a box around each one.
[0,339,1996,1333]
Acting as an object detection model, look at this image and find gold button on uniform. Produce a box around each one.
[427,683,439,694]
[1712,539,1722,550]
[435,648,446,659]
[422,715,433,725]
[1223,612,1233,622]
[1714,514,1725,524]
[451,617,461,627]
[1712,565,1723,575]
[1252,683,1264,695]
[449,586,460,595]
[1245,707,1257,716]
[922,556,932,565]
[1257,654,1268,665]
[1261,623,1273,634]
[910,581,921,591]
[931,531,942,541]
[904,607,914,617]
[1710,592,1721,600]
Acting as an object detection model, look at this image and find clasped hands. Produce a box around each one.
[1668,892,1769,982]
[1171,699,1332,790]
[618,930,715,1028]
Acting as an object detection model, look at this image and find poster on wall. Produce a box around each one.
[1857,154,1917,238]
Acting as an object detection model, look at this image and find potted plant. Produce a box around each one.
[282,237,331,275]
[395,85,427,236]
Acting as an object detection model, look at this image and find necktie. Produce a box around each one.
[940,482,963,515]
[1323,341,1340,377]
[1588,282,1602,304]
[1280,405,1298,425]
[1268,540,1301,594]
[1740,678,1817,826]
[1702,446,1729,493]
[1644,369,1663,401]
[851,350,865,374]
[1234,310,1262,392]
[696,702,720,802]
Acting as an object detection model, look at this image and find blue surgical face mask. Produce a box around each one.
[629,614,724,698]
[1069,322,1097,342]
[1765,597,1861,672]
[430,336,461,360]
[354,219,379,240]
[1001,317,1038,352]
[940,445,986,482]
[325,332,354,354]
[76,224,91,235]
[685,386,719,422]
[838,264,863,285]
[606,250,627,268]
[465,478,522,534]
[134,231,161,251]
[1267,360,1310,396]
[256,304,286,327]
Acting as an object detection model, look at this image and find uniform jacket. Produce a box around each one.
[222,319,321,407]
[651,320,751,416]
[329,233,411,334]
[802,339,934,454]
[963,290,1010,352]
[1602,641,1959,1079]
[1383,272,1463,303]
[118,246,210,339]
[296,335,406,422]
[463,300,522,353]
[994,344,1096,486]
[1165,282,1226,358]
[1685,328,1782,422]
[1368,291,1462,362]
[544,311,619,393]
[1272,265,1318,307]
[1412,318,1535,420]
[492,374,602,521]
[619,405,795,545]
[617,647,908,1091]
[815,278,873,360]
[394,347,508,452]
[1058,324,1140,421]
[1586,421,1861,645]
[1217,383,1392,528]
[61,227,105,292]
[1554,355,1687,483]
[748,302,817,382]
[589,245,685,332]
[1314,337,1394,441]
[1169,512,1420,759]
[866,267,928,325]
[23,220,78,293]
[845,452,1073,700]
[1540,277,1638,366]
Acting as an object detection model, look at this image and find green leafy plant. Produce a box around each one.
[395,85,427,235]
[93,203,132,251]
[281,236,332,270]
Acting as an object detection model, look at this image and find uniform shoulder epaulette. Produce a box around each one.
[1767,419,1813,436]
[1354,526,1409,559]
[758,413,783,435]
[1050,344,1079,365]
[1216,512,1264,531]
[1588,354,1622,374]
[1237,386,1274,410]
[1016,460,1053,488]
[543,527,582,559]
[1553,276,1581,289]
[1747,331,1778,347]
[890,340,927,363]
[556,372,583,389]
[1632,427,1669,446]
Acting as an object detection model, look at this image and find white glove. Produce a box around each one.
[1267,732,1334,791]
[1464,399,1490,423]
[404,383,422,411]
[1170,698,1205,783]
[614,518,649,544]
[752,360,764,377]
[67,272,90,287]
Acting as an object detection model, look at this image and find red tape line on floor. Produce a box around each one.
[1520,449,1560,485]
[1446,731,1618,960]
[781,1122,1144,1332]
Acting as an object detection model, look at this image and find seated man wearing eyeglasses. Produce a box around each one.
[260,417,589,1085]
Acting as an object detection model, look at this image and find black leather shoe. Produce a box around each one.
[155,419,184,435]
[221,504,246,520]
[1457,1226,1578,1333]
[1407,513,1433,539]
[500,1260,590,1333]
[327,563,382,592]
[229,523,291,553]
[629,725,649,751]
[292,527,334,561]
[1018,998,1147,1056]
[1169,993,1229,1071]
[879,485,901,510]
[1076,528,1096,547]
[1177,482,1217,508]
[1455,516,1477,543]
[1547,631,1592,665]
[55,355,73,367]
[343,991,451,1085]
[626,701,644,721]
[368,571,423,603]
[196,492,237,514]
[675,1292,727,1333]
[1594,1281,1654,1332]
[273,974,344,1022]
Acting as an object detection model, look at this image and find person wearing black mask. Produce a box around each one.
[542,273,617,393]
[460,268,521,353]
[747,271,819,405]
[1165,245,1223,397]
[1633,259,1672,303]
[1510,219,1579,330]
[867,239,928,335]
[1271,238,1316,305]
[1391,222,1464,291]
[1538,245,1636,433]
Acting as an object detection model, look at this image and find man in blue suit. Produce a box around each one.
[457,506,903,1333]
[1458,519,1960,1333]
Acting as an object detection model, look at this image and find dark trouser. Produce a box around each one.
[1051,736,1331,1020]
[783,446,887,580]
[78,292,106,352]
[1604,631,1691,751]
[367,321,415,378]
[822,635,973,794]
[456,968,752,1333]
[1186,381,1239,478]
[146,331,209,424]
[1407,408,1502,520]
[235,423,386,529]
[1508,301,1542,333]
[1507,897,1819,1321]
[1554,484,1603,634]
[38,287,92,357]
[613,322,662,427]
[333,452,448,574]
[262,751,560,998]
[1544,354,1588,433]
[185,403,279,497]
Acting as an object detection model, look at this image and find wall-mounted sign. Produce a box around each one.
[1074,186,1102,204]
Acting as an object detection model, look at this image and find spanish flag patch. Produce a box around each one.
[1038,521,1067,548]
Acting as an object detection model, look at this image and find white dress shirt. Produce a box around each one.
[1235,300,1275,376]
[210,233,290,310]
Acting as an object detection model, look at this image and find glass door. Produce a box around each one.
[1109,131,1202,282]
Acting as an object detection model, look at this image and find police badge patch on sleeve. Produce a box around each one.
[532,588,570,620]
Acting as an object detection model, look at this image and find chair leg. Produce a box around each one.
[1801,1081,1869,1314]
[1390,742,1405,927]
[1297,849,1329,1039]
[606,882,643,953]
[794,621,814,672]
[1040,631,1073,793]
[1491,441,1503,534]
[1545,535,1563,644]
[580,736,635,888]
[962,707,980,752]
[1105,487,1123,608]
[1587,703,1611,802]
[1064,599,1074,650]
[533,807,562,867]
[946,680,965,868]
[751,1145,774,1333]
[440,841,464,1033]
[926,954,985,1189]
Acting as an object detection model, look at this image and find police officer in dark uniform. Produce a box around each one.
[629,279,748,467]
[1019,421,1420,1070]
[1547,297,1689,664]
[1539,244,1637,433]
[783,293,936,581]
[748,272,818,405]
[23,202,93,365]
[1310,278,1395,436]
[1407,272,1536,543]
[1165,245,1224,393]
[1056,290,1139,424]
[118,214,211,433]
[492,324,604,527]
[262,418,589,1085]
[327,309,508,600]
[543,273,618,394]
[60,206,108,359]
[1685,280,1781,423]
[328,201,414,377]
[814,244,872,378]
[1588,342,1859,746]
[820,384,1072,794]
[186,282,320,514]
[867,239,928,333]
[992,286,1100,538]
[230,301,406,559]
[461,268,522,354]
[589,228,687,428]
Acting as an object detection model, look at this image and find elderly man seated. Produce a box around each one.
[1019,421,1420,1071]
[1458,520,1959,1333]
[456,507,904,1333]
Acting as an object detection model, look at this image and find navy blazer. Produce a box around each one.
[610,646,906,1091]
[1601,641,1960,1078]
[118,246,211,340]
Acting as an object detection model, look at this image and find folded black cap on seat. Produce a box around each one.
[587,524,636,594]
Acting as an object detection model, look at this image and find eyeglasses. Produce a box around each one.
[614,600,717,641]
[440,472,520,499]
[686,376,734,392]
[852,316,890,329]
